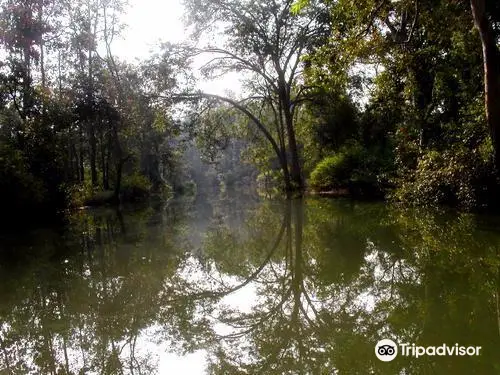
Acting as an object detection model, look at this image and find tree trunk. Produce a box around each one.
[281,150,292,198]
[22,48,32,119]
[89,124,98,187]
[87,1,98,187]
[276,70,303,195]
[471,0,500,173]
[114,159,123,202]
[79,130,85,182]
[412,61,435,149]
[105,146,111,190]
[111,118,127,202]
[284,109,303,194]
[100,130,110,190]
[71,142,79,181]
[38,0,46,91]
[279,83,303,194]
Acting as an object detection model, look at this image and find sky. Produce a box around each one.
[113,0,185,61]
[112,257,258,374]
[113,0,242,95]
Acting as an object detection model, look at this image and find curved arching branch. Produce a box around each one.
[192,48,279,92]
[174,92,288,175]
[166,204,289,302]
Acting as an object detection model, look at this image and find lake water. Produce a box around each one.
[0,193,499,374]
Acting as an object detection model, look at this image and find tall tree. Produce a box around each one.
[470,0,500,173]
[182,0,330,195]
[0,0,47,119]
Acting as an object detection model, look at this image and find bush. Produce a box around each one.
[67,182,91,207]
[309,143,392,197]
[392,144,496,209]
[120,173,152,202]
[309,153,352,191]
[151,182,173,200]
[173,180,197,195]
[0,144,47,213]
[67,180,114,207]
[69,172,158,207]
[257,169,283,189]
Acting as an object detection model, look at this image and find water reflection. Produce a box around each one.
[0,196,499,374]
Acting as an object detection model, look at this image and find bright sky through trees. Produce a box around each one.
[113,0,185,60]
[113,0,241,95]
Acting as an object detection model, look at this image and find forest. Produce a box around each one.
[1,0,500,221]
[1,1,500,373]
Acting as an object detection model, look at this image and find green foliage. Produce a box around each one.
[0,0,498,213]
[291,0,310,15]
[182,180,197,195]
[68,182,116,207]
[0,0,188,218]
[84,191,116,206]
[67,181,93,208]
[293,0,499,209]
[152,182,174,200]
[297,91,360,177]
[309,143,392,196]
[310,153,352,191]
[120,173,152,202]
[0,142,46,213]
[173,180,197,196]
[256,170,284,197]
[392,143,496,209]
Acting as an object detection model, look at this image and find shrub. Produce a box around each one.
[151,182,173,200]
[309,143,394,197]
[173,180,197,195]
[257,170,283,189]
[120,173,152,202]
[67,179,115,207]
[309,153,351,191]
[67,182,91,207]
[0,144,46,212]
[392,144,496,209]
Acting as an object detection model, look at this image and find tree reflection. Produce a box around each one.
[0,203,191,374]
[194,199,500,374]
[0,198,499,374]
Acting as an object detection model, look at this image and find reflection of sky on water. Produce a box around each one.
[96,253,259,374]
[1,197,499,374]
[137,330,207,374]
[69,324,210,374]
[115,259,260,374]
[65,232,454,373]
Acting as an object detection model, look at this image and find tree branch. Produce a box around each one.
[193,47,279,92]
[172,92,285,169]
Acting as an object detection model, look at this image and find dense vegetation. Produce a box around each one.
[1,0,499,217]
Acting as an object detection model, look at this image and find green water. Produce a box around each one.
[0,195,499,374]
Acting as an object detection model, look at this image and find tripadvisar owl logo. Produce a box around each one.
[375,339,398,362]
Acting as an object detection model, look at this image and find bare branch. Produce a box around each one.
[356,0,388,39]
[193,47,279,92]
[404,0,419,43]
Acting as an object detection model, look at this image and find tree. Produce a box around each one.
[0,0,189,214]
[293,0,499,207]
[0,0,47,119]
[181,0,330,195]
[470,0,500,173]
